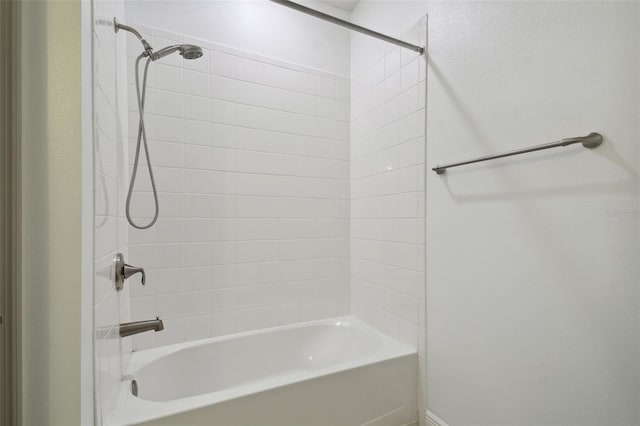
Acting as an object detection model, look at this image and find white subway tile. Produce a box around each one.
[210,171,236,195]
[183,266,211,292]
[156,293,184,319]
[210,75,235,101]
[155,218,184,243]
[335,79,350,102]
[150,141,182,168]
[210,100,236,125]
[154,243,184,269]
[235,262,279,286]
[400,85,419,118]
[385,48,401,78]
[234,104,282,132]
[183,194,211,218]
[183,69,210,97]
[235,57,279,87]
[183,242,211,267]
[211,288,236,312]
[210,50,236,78]
[183,95,210,122]
[210,195,236,218]
[185,314,212,341]
[184,144,212,170]
[298,72,317,95]
[400,57,420,92]
[280,90,317,116]
[235,218,280,240]
[210,123,235,148]
[211,264,236,288]
[130,297,156,321]
[155,89,183,117]
[183,170,211,194]
[277,67,299,91]
[209,241,236,266]
[154,115,183,143]
[235,241,279,263]
[184,119,211,146]
[209,147,236,172]
[184,291,212,316]
[316,76,336,99]
[236,80,280,109]
[316,98,336,120]
[211,312,236,336]
[184,218,212,242]
[153,64,182,93]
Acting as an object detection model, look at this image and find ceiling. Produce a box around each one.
[319,0,360,12]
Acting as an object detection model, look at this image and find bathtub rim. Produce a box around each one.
[111,316,416,426]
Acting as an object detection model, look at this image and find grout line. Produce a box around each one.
[351,189,423,201]
[351,162,424,180]
[127,136,350,163]
[350,137,424,163]
[351,256,421,273]
[125,164,348,181]
[143,85,351,124]
[143,109,350,143]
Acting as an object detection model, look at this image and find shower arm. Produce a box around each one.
[113,17,154,57]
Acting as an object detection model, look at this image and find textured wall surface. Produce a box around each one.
[351,2,640,425]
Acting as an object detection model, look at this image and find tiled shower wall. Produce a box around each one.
[126,26,351,350]
[349,16,427,419]
[92,1,130,425]
[349,19,426,351]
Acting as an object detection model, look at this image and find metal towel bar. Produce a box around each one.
[432,132,603,175]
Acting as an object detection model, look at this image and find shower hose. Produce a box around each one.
[126,54,159,229]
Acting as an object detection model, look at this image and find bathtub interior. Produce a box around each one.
[113,317,418,426]
[133,319,387,402]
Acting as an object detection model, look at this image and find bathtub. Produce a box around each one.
[112,316,417,426]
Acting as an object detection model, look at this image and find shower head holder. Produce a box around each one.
[113,17,154,57]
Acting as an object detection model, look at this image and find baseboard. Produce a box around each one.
[426,410,449,426]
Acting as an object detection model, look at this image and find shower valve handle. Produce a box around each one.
[114,253,146,291]
[123,264,146,285]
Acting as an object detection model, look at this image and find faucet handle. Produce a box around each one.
[114,253,146,290]
[123,264,146,285]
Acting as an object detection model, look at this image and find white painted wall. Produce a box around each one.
[352,1,640,425]
[124,0,351,76]
[20,1,84,424]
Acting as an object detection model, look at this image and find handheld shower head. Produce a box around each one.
[151,44,203,61]
[181,45,204,60]
[116,23,204,230]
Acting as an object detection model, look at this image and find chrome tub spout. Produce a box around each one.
[119,317,164,338]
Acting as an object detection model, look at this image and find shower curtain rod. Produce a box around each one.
[268,0,425,54]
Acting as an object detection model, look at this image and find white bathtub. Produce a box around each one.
[112,316,417,426]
